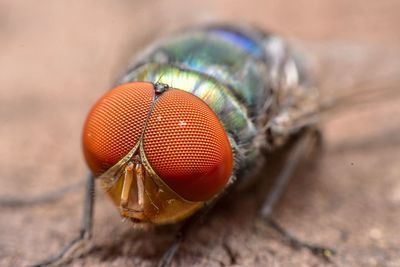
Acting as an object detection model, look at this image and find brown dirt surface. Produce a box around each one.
[1,1,399,267]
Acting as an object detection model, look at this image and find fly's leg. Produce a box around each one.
[260,131,335,261]
[267,219,335,259]
[30,173,95,267]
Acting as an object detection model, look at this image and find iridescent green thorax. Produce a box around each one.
[121,29,272,115]
[117,26,316,182]
[121,63,256,146]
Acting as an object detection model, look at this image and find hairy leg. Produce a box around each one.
[30,174,95,267]
[260,131,335,261]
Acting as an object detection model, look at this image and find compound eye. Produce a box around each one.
[143,89,233,201]
[82,82,154,175]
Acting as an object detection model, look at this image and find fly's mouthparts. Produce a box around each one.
[120,162,134,207]
[135,162,145,207]
[120,159,146,217]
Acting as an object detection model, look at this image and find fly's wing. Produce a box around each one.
[298,41,400,120]
[265,40,400,150]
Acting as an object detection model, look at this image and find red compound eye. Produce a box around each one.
[82,82,154,175]
[143,89,233,201]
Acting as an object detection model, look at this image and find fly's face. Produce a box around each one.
[82,82,233,224]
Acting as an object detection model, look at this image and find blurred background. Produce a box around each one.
[0,1,399,266]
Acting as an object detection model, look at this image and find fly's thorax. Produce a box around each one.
[120,29,272,114]
[122,63,258,145]
[82,82,234,224]
[116,26,318,182]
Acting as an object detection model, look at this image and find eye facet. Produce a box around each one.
[143,89,233,202]
[82,82,154,175]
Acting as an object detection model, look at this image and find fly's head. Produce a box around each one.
[82,82,233,224]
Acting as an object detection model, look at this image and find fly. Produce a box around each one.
[24,24,396,266]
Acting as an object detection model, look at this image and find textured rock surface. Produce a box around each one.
[1,1,399,266]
